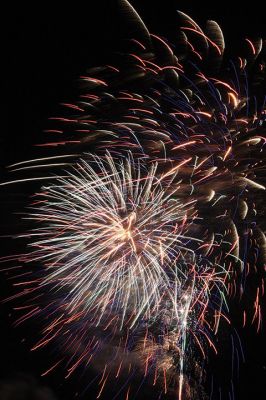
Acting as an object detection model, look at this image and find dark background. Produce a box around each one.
[3,1,266,399]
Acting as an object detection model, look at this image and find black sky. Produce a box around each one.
[3,1,266,399]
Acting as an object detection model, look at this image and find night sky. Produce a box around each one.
[3,1,266,399]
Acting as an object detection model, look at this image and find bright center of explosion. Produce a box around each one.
[114,211,139,253]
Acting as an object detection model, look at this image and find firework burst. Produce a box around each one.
[2,2,266,399]
[26,154,197,328]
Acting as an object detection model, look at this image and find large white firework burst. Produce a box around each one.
[26,153,203,329]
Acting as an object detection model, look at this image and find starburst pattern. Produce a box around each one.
[1,3,265,399]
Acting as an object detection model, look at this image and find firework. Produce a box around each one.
[2,2,266,399]
[25,154,197,329]
[10,153,229,399]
